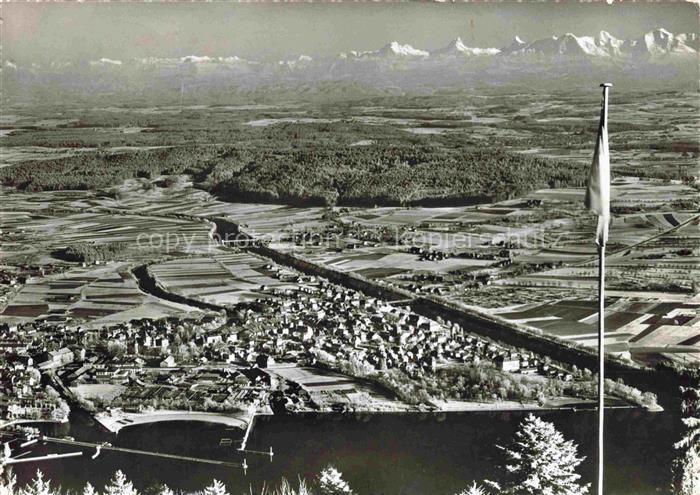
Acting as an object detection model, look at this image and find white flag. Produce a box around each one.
[585,86,611,246]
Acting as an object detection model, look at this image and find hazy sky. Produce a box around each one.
[4,3,698,63]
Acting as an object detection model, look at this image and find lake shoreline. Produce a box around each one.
[87,397,647,434]
[93,409,253,433]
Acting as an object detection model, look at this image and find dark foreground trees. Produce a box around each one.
[672,382,700,495]
[671,432,700,495]
[7,466,348,495]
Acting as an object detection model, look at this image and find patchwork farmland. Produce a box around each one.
[0,262,200,326]
[148,251,308,306]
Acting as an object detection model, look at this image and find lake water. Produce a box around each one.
[12,408,681,495]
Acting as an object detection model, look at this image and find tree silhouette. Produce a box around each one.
[103,471,139,495]
[487,414,589,495]
[317,465,353,495]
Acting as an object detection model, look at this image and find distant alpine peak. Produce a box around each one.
[597,30,622,44]
[596,30,625,56]
[502,32,611,57]
[502,29,696,58]
[501,36,528,54]
[643,28,674,52]
[380,41,430,57]
[451,37,468,50]
[131,55,246,65]
[623,27,697,55]
[341,41,429,59]
[432,37,501,56]
[181,55,213,63]
[340,41,430,59]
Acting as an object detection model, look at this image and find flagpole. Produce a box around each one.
[597,240,605,495]
[597,82,611,495]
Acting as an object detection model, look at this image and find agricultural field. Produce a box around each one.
[0,186,215,326]
[308,248,494,278]
[110,176,326,242]
[148,251,307,306]
[491,297,700,366]
[0,186,215,264]
[0,262,200,326]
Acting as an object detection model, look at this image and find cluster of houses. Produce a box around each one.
[407,246,514,264]
[0,267,579,420]
[87,314,225,360]
[289,223,407,251]
[0,264,64,287]
[252,284,451,375]
[87,367,267,414]
[0,335,70,423]
[409,247,450,262]
[0,314,273,417]
[400,283,446,295]
[235,282,575,383]
[0,322,86,422]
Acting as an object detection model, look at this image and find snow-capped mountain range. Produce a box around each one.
[3,29,697,99]
[431,37,501,57]
[6,28,697,70]
[499,29,697,57]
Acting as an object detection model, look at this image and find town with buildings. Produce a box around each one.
[2,258,658,440]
